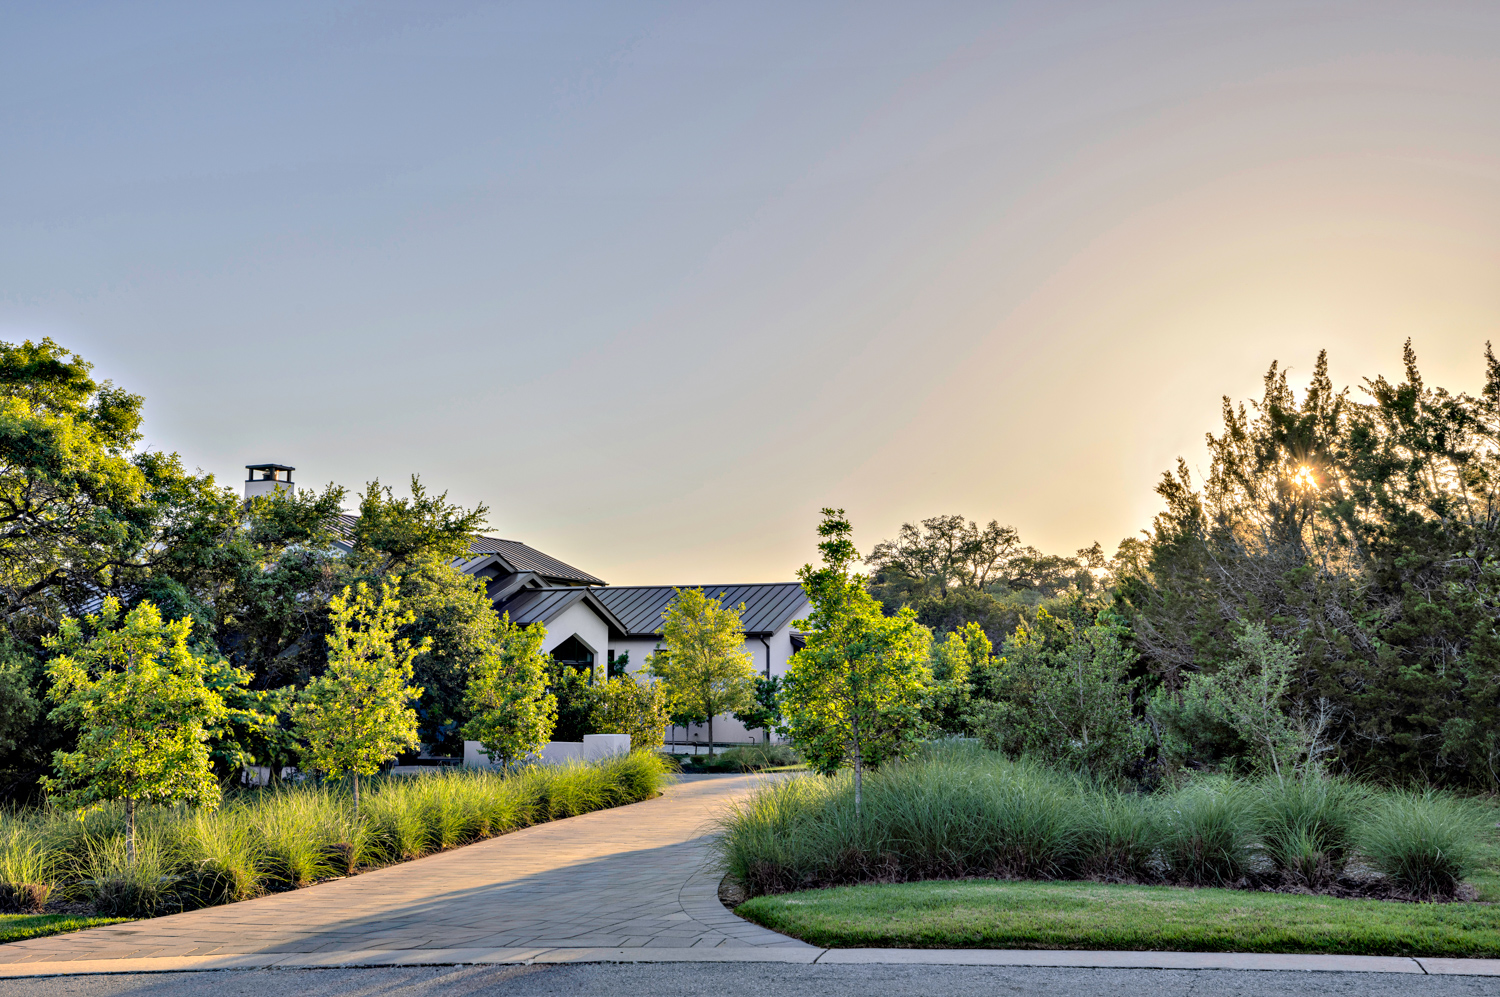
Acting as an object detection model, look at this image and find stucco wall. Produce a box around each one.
[541,599,611,682]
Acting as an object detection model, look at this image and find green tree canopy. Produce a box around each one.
[648,587,757,755]
[292,581,427,813]
[42,598,231,863]
[461,614,556,765]
[781,509,933,815]
[591,674,670,752]
[1118,343,1500,788]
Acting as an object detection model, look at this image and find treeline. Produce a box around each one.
[870,342,1500,791]
[0,339,588,800]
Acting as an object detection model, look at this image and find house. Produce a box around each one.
[246,463,811,750]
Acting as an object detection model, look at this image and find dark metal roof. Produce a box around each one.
[466,537,606,585]
[593,583,809,637]
[330,515,605,586]
[496,587,626,632]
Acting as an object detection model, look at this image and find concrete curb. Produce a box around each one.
[1,947,1498,977]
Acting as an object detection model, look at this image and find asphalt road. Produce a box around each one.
[2,964,1495,997]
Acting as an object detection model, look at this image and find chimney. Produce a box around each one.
[245,462,295,501]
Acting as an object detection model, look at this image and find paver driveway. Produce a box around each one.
[0,773,813,970]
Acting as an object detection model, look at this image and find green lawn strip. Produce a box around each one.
[736,880,1500,957]
[0,914,131,945]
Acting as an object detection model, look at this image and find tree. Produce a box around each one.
[968,609,1148,780]
[461,614,556,766]
[925,622,986,734]
[547,660,598,741]
[592,675,670,751]
[1155,623,1334,783]
[1116,343,1500,787]
[781,509,933,816]
[733,675,783,744]
[42,598,230,864]
[0,339,237,798]
[346,475,488,576]
[648,588,756,756]
[292,581,427,814]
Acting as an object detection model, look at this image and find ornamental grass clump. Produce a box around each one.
[1357,790,1490,899]
[175,806,266,904]
[1255,776,1371,886]
[77,827,181,916]
[1160,780,1256,886]
[0,818,54,912]
[1077,791,1167,881]
[718,745,1490,900]
[5,751,668,919]
[252,786,354,886]
[717,748,1087,893]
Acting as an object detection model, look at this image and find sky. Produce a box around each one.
[5,1,1500,584]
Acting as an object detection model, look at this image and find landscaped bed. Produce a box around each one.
[0,751,672,929]
[717,744,1500,954]
[735,879,1500,956]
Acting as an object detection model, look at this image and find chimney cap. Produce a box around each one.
[245,463,295,473]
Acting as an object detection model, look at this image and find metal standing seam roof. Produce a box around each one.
[465,537,606,585]
[495,587,626,632]
[330,515,606,585]
[593,582,809,637]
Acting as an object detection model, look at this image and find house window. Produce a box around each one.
[607,650,629,679]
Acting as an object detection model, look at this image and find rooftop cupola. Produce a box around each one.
[245,462,295,501]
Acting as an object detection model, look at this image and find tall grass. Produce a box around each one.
[0,817,53,911]
[1357,790,1491,898]
[716,745,1491,900]
[7,750,671,917]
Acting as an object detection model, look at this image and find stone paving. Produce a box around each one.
[2,773,1498,978]
[0,773,810,969]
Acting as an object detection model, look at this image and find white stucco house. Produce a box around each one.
[246,462,811,751]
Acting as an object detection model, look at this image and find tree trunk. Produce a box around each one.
[708,713,715,757]
[851,715,863,822]
[126,796,136,868]
[353,772,360,820]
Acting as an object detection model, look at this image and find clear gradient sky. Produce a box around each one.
[5,2,1500,583]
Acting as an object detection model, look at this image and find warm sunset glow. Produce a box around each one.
[5,6,1500,581]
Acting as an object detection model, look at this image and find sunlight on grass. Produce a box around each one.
[0,913,129,944]
[736,879,1500,957]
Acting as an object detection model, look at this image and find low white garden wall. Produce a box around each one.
[463,733,631,769]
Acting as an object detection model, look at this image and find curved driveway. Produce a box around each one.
[0,773,816,972]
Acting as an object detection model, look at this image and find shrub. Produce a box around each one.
[591,676,670,752]
[968,610,1149,782]
[1357,790,1491,898]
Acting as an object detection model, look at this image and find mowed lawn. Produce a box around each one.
[736,880,1500,957]
[0,914,129,945]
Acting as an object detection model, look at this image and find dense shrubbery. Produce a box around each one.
[0,752,670,916]
[675,743,800,773]
[849,345,1500,794]
[716,746,1492,901]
